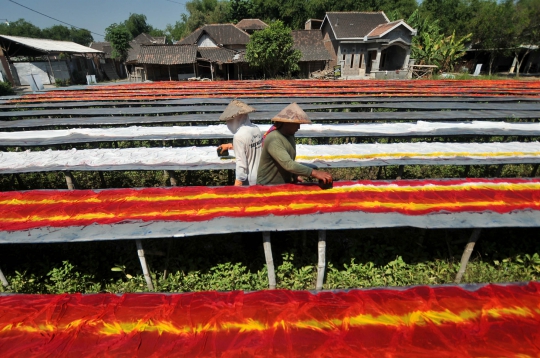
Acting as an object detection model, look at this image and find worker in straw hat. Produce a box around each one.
[256,102,333,185]
[218,99,262,186]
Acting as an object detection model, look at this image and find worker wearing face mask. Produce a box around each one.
[218,99,262,186]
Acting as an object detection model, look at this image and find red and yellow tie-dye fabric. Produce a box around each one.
[1,284,540,357]
[1,178,540,231]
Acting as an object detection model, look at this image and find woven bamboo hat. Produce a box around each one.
[271,102,312,124]
[219,99,256,121]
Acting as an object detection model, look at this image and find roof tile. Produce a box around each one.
[178,24,250,46]
[292,30,332,62]
[324,12,388,39]
[137,45,197,65]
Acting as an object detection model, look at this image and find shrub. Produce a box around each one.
[0,80,14,96]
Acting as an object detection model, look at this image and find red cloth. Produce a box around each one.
[1,283,540,357]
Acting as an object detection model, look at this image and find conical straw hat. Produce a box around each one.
[271,102,312,124]
[219,99,255,121]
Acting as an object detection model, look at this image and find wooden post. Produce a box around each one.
[316,230,326,290]
[64,171,76,190]
[163,170,178,186]
[98,171,107,188]
[396,165,405,180]
[376,166,383,180]
[531,164,539,177]
[495,164,504,177]
[14,174,26,190]
[136,240,154,291]
[168,65,171,81]
[46,55,56,85]
[463,165,471,178]
[0,266,10,289]
[454,229,482,284]
[262,232,276,289]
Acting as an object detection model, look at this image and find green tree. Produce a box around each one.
[0,18,42,38]
[469,0,515,75]
[408,9,471,72]
[228,0,254,23]
[512,0,540,75]
[42,25,71,41]
[183,0,230,34]
[70,28,93,46]
[245,20,301,78]
[166,21,188,42]
[419,0,477,37]
[105,24,132,61]
[123,13,152,38]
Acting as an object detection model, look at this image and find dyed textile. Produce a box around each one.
[7,79,540,103]
[1,178,539,232]
[1,283,539,357]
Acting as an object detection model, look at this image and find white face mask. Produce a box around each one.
[227,114,250,134]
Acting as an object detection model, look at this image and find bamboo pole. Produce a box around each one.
[164,170,178,186]
[531,164,539,177]
[376,166,383,180]
[262,232,276,289]
[136,240,154,291]
[495,164,504,177]
[454,229,482,284]
[98,171,107,188]
[316,230,326,290]
[396,165,404,180]
[64,171,76,190]
[14,173,25,190]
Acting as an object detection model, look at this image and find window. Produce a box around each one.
[350,54,355,68]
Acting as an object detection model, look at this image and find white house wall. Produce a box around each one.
[197,34,218,47]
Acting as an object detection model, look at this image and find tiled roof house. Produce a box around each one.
[292,30,332,77]
[235,19,268,34]
[321,12,416,78]
[178,24,250,51]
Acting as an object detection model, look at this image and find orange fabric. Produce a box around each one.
[7,79,540,103]
[1,284,540,356]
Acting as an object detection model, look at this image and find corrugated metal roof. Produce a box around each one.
[292,30,332,62]
[0,35,103,54]
[178,24,250,46]
[324,12,388,39]
[138,45,197,65]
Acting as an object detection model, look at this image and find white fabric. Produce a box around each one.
[1,141,540,174]
[3,121,540,146]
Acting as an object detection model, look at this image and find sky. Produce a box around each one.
[3,0,188,40]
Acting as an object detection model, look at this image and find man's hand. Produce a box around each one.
[311,169,333,184]
[218,143,233,154]
[234,179,243,186]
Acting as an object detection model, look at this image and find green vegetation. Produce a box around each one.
[0,80,14,96]
[246,21,301,78]
[1,227,539,294]
[0,19,93,46]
